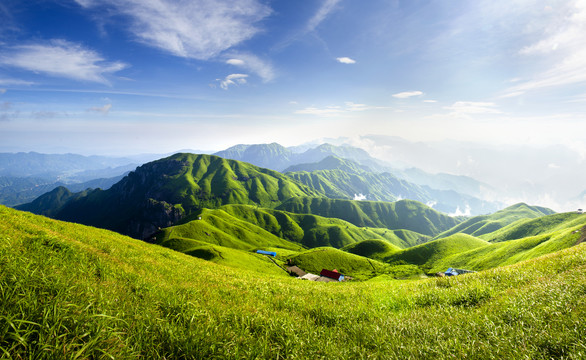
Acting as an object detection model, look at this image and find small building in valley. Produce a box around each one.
[320,269,345,281]
[444,267,476,276]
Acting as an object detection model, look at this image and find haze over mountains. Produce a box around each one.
[3,136,585,213]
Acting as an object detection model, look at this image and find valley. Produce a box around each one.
[2,146,586,359]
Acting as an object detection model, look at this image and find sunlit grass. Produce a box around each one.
[2,205,586,359]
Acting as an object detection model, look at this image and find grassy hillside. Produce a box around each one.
[2,205,586,359]
[384,234,490,272]
[341,239,402,260]
[157,204,429,251]
[17,153,320,239]
[427,214,586,273]
[435,202,555,239]
[480,211,583,242]
[277,197,461,236]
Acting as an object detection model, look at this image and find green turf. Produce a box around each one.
[2,205,586,359]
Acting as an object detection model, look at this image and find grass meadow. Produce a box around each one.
[2,205,586,359]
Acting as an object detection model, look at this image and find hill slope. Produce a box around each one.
[17,153,320,239]
[157,204,430,251]
[2,205,586,358]
[383,234,490,271]
[277,197,461,236]
[435,203,556,239]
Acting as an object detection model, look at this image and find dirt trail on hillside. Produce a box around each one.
[576,225,586,245]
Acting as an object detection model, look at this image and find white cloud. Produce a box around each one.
[336,57,356,64]
[88,103,112,114]
[392,91,423,99]
[444,101,501,115]
[354,193,367,201]
[0,40,126,84]
[74,0,271,60]
[306,0,342,32]
[218,73,248,90]
[223,52,275,82]
[423,100,437,103]
[226,58,245,66]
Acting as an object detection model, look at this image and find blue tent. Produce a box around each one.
[256,250,277,257]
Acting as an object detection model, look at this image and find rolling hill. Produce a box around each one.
[434,202,556,239]
[276,197,461,236]
[156,204,431,251]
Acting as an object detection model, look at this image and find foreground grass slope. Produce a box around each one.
[2,205,586,359]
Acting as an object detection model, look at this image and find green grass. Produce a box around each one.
[2,205,586,359]
[158,204,430,253]
[383,234,490,272]
[341,239,401,260]
[277,197,461,236]
[428,221,586,273]
[435,202,556,239]
[480,212,586,243]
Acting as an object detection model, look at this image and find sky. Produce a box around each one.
[1,0,586,158]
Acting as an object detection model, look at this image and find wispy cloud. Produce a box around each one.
[0,89,5,94]
[0,40,126,84]
[0,78,35,86]
[295,106,342,116]
[444,101,501,115]
[75,0,271,60]
[336,57,356,64]
[217,73,248,90]
[306,0,342,32]
[223,52,275,82]
[392,90,423,99]
[295,102,388,116]
[88,103,112,114]
[503,0,586,96]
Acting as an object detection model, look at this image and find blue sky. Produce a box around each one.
[1,0,586,156]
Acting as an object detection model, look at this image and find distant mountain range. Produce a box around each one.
[2,143,501,215]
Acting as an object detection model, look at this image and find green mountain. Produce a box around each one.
[435,202,556,239]
[213,143,295,171]
[156,204,430,251]
[285,156,500,215]
[214,142,383,172]
[17,153,320,239]
[276,197,461,236]
[3,205,586,358]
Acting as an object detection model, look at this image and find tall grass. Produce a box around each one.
[2,205,586,359]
